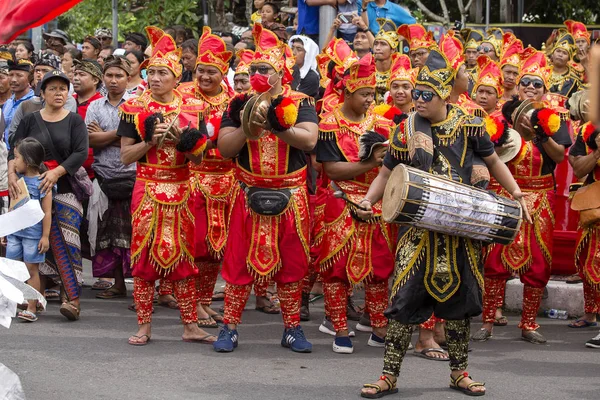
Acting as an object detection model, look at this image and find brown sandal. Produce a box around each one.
[60,302,80,321]
[197,316,218,328]
[128,334,151,346]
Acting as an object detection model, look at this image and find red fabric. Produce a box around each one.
[221,189,309,286]
[0,0,82,44]
[485,239,551,289]
[194,262,220,305]
[223,283,253,325]
[74,92,103,179]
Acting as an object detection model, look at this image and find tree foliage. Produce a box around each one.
[58,0,201,43]
[524,0,598,24]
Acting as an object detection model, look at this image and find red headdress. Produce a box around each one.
[196,26,233,75]
[519,46,551,89]
[500,37,523,70]
[252,23,294,84]
[234,49,254,76]
[475,55,503,97]
[438,31,465,71]
[389,53,417,86]
[142,26,182,78]
[339,53,376,99]
[564,20,591,44]
[397,24,435,51]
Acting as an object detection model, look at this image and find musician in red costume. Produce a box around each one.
[213,24,318,353]
[178,27,235,328]
[567,122,600,330]
[478,48,572,344]
[398,23,436,68]
[382,54,417,115]
[316,54,395,354]
[118,27,214,346]
[564,19,591,77]
[474,56,504,116]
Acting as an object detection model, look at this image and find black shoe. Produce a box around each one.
[586,332,600,348]
[347,296,362,321]
[300,292,310,321]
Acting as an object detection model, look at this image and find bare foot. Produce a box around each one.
[415,335,447,359]
[451,371,486,394]
[201,304,223,320]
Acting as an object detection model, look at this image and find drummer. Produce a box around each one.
[316,54,396,354]
[479,47,573,345]
[357,46,530,398]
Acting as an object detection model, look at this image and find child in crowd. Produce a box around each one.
[251,0,266,24]
[7,138,52,322]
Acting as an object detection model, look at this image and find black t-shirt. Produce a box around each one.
[9,112,88,193]
[316,137,344,163]
[291,68,321,100]
[220,97,318,173]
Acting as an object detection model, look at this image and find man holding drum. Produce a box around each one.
[356,47,530,398]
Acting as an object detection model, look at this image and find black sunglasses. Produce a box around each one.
[249,65,273,75]
[519,78,544,89]
[477,46,494,53]
[411,89,436,102]
[98,36,112,41]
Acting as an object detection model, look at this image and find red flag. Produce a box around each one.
[0,0,83,44]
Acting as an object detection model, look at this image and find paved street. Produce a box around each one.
[1,275,599,400]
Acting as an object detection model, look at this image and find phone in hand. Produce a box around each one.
[338,14,350,24]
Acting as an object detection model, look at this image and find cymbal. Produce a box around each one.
[512,99,544,141]
[242,92,272,140]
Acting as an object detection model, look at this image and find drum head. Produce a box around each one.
[382,164,409,223]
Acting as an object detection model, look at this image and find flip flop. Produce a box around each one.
[91,280,113,290]
[182,334,217,344]
[413,348,450,361]
[128,334,151,346]
[308,293,324,303]
[256,304,280,314]
[568,319,598,328]
[44,289,60,301]
[96,287,127,299]
[493,316,508,326]
[197,317,218,328]
[212,291,225,301]
[17,310,38,322]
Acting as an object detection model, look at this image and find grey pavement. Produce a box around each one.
[1,275,599,400]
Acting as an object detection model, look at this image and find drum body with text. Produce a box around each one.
[382,164,522,245]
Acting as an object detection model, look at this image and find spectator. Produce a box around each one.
[261,2,280,24]
[0,62,10,107]
[43,30,70,56]
[180,39,198,84]
[85,55,136,300]
[358,0,415,36]
[251,0,266,24]
[337,0,359,43]
[0,109,7,216]
[62,48,81,81]
[32,52,61,88]
[15,42,35,63]
[289,35,320,98]
[95,27,113,49]
[240,29,255,47]
[82,36,102,61]
[353,27,373,58]
[220,32,238,46]
[97,46,114,68]
[297,0,332,43]
[8,137,52,323]
[172,25,193,47]
[123,32,148,53]
[8,70,89,321]
[3,60,35,147]
[124,50,146,95]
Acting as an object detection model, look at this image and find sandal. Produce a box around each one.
[413,348,449,361]
[197,316,218,328]
[91,280,113,291]
[493,316,508,326]
[471,329,492,342]
[60,302,80,321]
[17,310,38,322]
[128,334,151,346]
[360,375,398,399]
[568,319,598,328]
[96,287,127,299]
[521,329,547,344]
[450,372,486,396]
[308,292,324,303]
[182,334,217,344]
[211,291,225,301]
[44,289,60,301]
[255,297,280,314]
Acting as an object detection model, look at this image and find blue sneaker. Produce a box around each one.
[367,332,385,348]
[332,336,354,354]
[281,326,312,353]
[213,326,239,352]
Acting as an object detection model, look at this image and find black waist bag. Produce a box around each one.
[242,183,293,216]
[100,177,135,200]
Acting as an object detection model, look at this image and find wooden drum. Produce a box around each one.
[382,164,522,245]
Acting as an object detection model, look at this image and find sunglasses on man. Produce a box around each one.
[249,65,274,75]
[477,46,494,53]
[519,77,544,89]
[411,89,436,102]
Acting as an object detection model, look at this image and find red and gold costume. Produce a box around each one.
[219,24,317,330]
[484,49,572,332]
[499,37,524,106]
[178,27,235,311]
[570,123,600,314]
[316,38,358,116]
[317,54,396,334]
[117,27,207,325]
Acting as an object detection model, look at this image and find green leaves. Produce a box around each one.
[58,0,200,43]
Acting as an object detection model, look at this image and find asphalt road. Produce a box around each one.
[1,273,599,400]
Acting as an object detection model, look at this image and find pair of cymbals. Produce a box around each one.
[241,92,272,140]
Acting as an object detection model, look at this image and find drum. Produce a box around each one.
[382,164,522,245]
